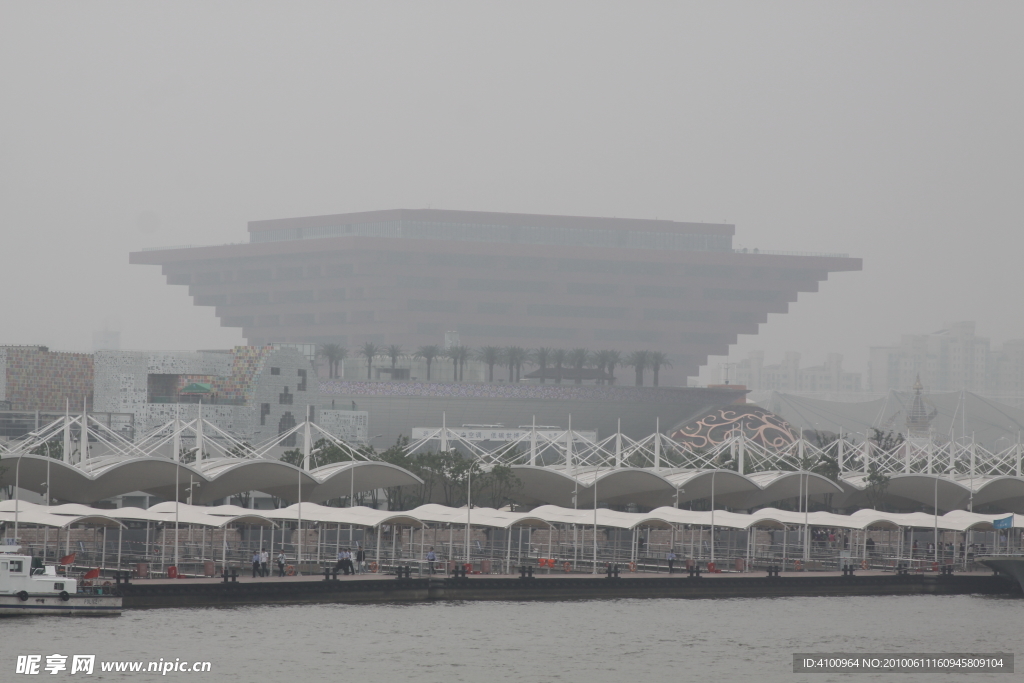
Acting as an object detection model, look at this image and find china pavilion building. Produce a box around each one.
[130,209,861,384]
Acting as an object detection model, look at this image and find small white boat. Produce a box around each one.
[0,546,121,616]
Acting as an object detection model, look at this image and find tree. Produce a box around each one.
[369,437,422,510]
[551,349,567,384]
[568,348,589,384]
[360,342,380,380]
[385,344,404,379]
[864,462,891,511]
[591,350,610,384]
[871,429,905,451]
[531,347,552,383]
[649,351,671,387]
[476,464,522,509]
[605,350,622,384]
[447,346,460,381]
[504,346,527,382]
[415,345,442,381]
[626,350,650,386]
[317,343,348,379]
[431,451,480,507]
[456,346,470,381]
[446,345,470,382]
[29,440,63,460]
[476,346,502,382]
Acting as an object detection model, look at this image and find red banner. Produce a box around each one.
[59,553,76,565]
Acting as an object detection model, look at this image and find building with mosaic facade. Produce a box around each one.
[0,346,94,411]
[92,346,368,444]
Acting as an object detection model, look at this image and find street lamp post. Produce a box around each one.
[296,448,321,574]
[933,475,939,565]
[465,462,473,564]
[174,447,199,571]
[13,452,22,545]
[592,471,598,574]
[43,441,52,507]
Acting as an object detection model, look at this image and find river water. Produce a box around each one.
[1,594,1018,681]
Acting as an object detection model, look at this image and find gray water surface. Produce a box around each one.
[2,595,1019,682]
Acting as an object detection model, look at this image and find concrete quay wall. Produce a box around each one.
[118,573,1019,610]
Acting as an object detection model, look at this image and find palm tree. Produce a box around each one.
[505,346,527,382]
[317,343,348,379]
[567,348,589,384]
[447,345,470,382]
[591,350,611,384]
[385,344,404,379]
[415,345,442,381]
[360,342,381,380]
[447,345,460,381]
[649,351,671,387]
[551,348,567,384]
[476,346,502,382]
[455,345,470,382]
[626,350,650,386]
[605,350,622,385]
[531,347,552,383]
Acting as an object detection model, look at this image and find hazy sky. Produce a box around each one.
[2,2,1021,383]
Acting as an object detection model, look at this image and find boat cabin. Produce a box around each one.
[0,547,77,595]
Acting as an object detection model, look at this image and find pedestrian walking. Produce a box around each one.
[426,547,437,574]
[355,547,366,574]
[277,551,286,577]
[666,550,676,574]
[335,548,346,574]
[251,550,261,578]
[260,548,269,577]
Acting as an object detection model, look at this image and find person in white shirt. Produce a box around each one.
[251,550,261,578]
[260,549,269,577]
[276,551,286,577]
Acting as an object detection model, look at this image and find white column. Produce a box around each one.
[62,399,71,464]
[615,419,622,469]
[196,402,204,464]
[737,429,745,475]
[565,415,573,469]
[654,418,662,472]
[80,398,89,462]
[530,416,537,466]
[838,429,845,473]
[302,406,312,471]
[440,413,448,452]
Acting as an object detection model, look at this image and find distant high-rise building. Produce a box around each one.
[130,208,861,384]
[733,351,862,394]
[870,322,992,393]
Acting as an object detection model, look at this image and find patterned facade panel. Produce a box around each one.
[0,346,93,411]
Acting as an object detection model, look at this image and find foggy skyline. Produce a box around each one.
[2,2,1021,384]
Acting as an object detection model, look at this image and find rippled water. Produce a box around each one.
[2,595,1019,682]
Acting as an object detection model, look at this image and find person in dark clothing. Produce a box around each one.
[251,550,261,578]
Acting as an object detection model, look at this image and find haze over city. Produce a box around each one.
[2,2,1021,384]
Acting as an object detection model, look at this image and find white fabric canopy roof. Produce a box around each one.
[3,499,1019,531]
